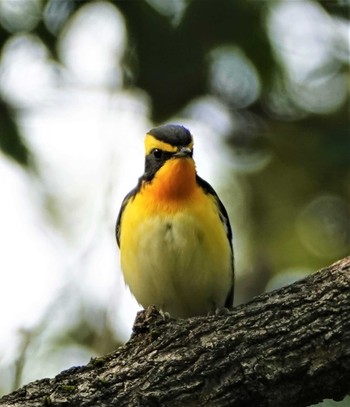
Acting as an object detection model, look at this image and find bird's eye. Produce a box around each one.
[152,149,163,159]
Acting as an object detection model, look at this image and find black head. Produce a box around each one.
[147,124,192,147]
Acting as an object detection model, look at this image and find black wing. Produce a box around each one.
[115,184,140,248]
[196,175,234,307]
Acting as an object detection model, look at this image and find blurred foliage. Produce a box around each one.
[117,0,276,120]
[0,0,349,399]
[0,97,30,166]
[313,397,350,407]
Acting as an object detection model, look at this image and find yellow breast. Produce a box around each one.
[119,158,232,318]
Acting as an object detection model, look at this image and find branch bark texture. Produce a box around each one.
[1,257,350,407]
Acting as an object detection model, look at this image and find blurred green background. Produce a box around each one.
[0,0,349,404]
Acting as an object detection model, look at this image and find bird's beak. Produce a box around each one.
[173,147,192,158]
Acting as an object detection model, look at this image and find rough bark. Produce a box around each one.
[1,257,350,407]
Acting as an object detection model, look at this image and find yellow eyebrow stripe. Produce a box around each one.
[144,134,193,155]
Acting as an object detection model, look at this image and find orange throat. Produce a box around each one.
[144,157,197,202]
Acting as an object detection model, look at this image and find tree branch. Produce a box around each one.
[1,257,350,407]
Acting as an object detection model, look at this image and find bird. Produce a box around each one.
[116,124,234,318]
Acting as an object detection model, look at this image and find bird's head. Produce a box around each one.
[143,124,194,182]
[142,124,196,200]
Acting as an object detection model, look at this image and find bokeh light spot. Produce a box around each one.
[297,195,350,259]
[0,0,41,33]
[208,46,261,109]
